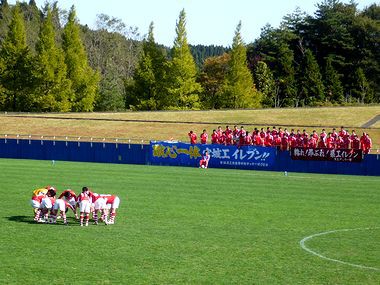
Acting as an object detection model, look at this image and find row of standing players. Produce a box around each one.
[188,125,373,154]
[30,186,120,226]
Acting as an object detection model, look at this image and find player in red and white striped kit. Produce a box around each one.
[34,187,56,223]
[48,198,74,225]
[91,193,109,225]
[77,187,93,226]
[103,194,120,224]
[58,189,78,219]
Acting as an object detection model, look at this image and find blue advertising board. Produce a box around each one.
[150,141,277,170]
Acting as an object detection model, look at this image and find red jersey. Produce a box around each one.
[326,137,334,149]
[289,136,297,148]
[296,136,303,147]
[239,130,246,146]
[225,132,233,145]
[211,132,219,144]
[255,135,264,146]
[273,136,281,147]
[335,137,344,149]
[200,132,208,144]
[317,138,326,148]
[351,136,360,149]
[232,128,240,144]
[363,136,372,154]
[339,129,347,138]
[342,136,351,149]
[77,192,92,203]
[312,132,319,141]
[218,133,226,145]
[264,134,273,147]
[34,195,44,203]
[58,189,77,200]
[188,132,197,144]
[308,137,317,148]
[102,195,117,204]
[244,134,252,146]
[302,136,309,148]
[280,136,288,151]
[225,127,232,136]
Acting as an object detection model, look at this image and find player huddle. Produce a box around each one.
[30,186,120,226]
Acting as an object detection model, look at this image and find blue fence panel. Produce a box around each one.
[0,139,16,158]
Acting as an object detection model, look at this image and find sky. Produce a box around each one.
[10,0,377,47]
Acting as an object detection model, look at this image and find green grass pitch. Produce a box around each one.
[0,158,379,284]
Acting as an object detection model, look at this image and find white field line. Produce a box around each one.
[300,227,380,271]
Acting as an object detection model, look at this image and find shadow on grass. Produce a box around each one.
[6,215,80,226]
[6,215,36,224]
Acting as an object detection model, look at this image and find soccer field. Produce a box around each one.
[0,158,379,284]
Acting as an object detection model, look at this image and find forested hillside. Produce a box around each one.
[0,0,378,112]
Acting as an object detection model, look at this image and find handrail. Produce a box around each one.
[0,133,149,144]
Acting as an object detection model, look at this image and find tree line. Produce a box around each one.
[0,0,378,112]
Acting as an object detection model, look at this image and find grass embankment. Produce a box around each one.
[0,106,379,148]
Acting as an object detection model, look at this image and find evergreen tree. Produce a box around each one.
[353,5,380,102]
[254,61,277,107]
[95,64,125,111]
[0,3,35,111]
[34,5,72,111]
[223,22,261,108]
[297,49,325,106]
[324,56,344,103]
[351,67,371,103]
[166,9,202,109]
[129,22,167,110]
[0,0,12,43]
[304,0,357,97]
[62,6,99,111]
[21,0,42,54]
[248,24,297,107]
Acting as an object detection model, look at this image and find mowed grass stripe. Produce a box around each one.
[0,158,379,284]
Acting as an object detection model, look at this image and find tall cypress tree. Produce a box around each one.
[130,22,167,110]
[324,56,344,103]
[62,6,99,112]
[166,9,202,109]
[351,67,371,103]
[34,5,72,111]
[297,49,325,106]
[254,61,277,107]
[223,22,261,108]
[0,3,35,111]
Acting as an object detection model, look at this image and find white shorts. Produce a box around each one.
[94,198,107,210]
[66,197,77,208]
[53,199,66,212]
[30,199,40,209]
[108,196,120,209]
[79,200,91,213]
[41,197,52,209]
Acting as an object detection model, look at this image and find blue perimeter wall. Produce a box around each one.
[0,138,379,176]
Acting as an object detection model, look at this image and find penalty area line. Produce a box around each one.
[300,227,380,271]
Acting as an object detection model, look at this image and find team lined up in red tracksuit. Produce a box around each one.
[188,125,373,154]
